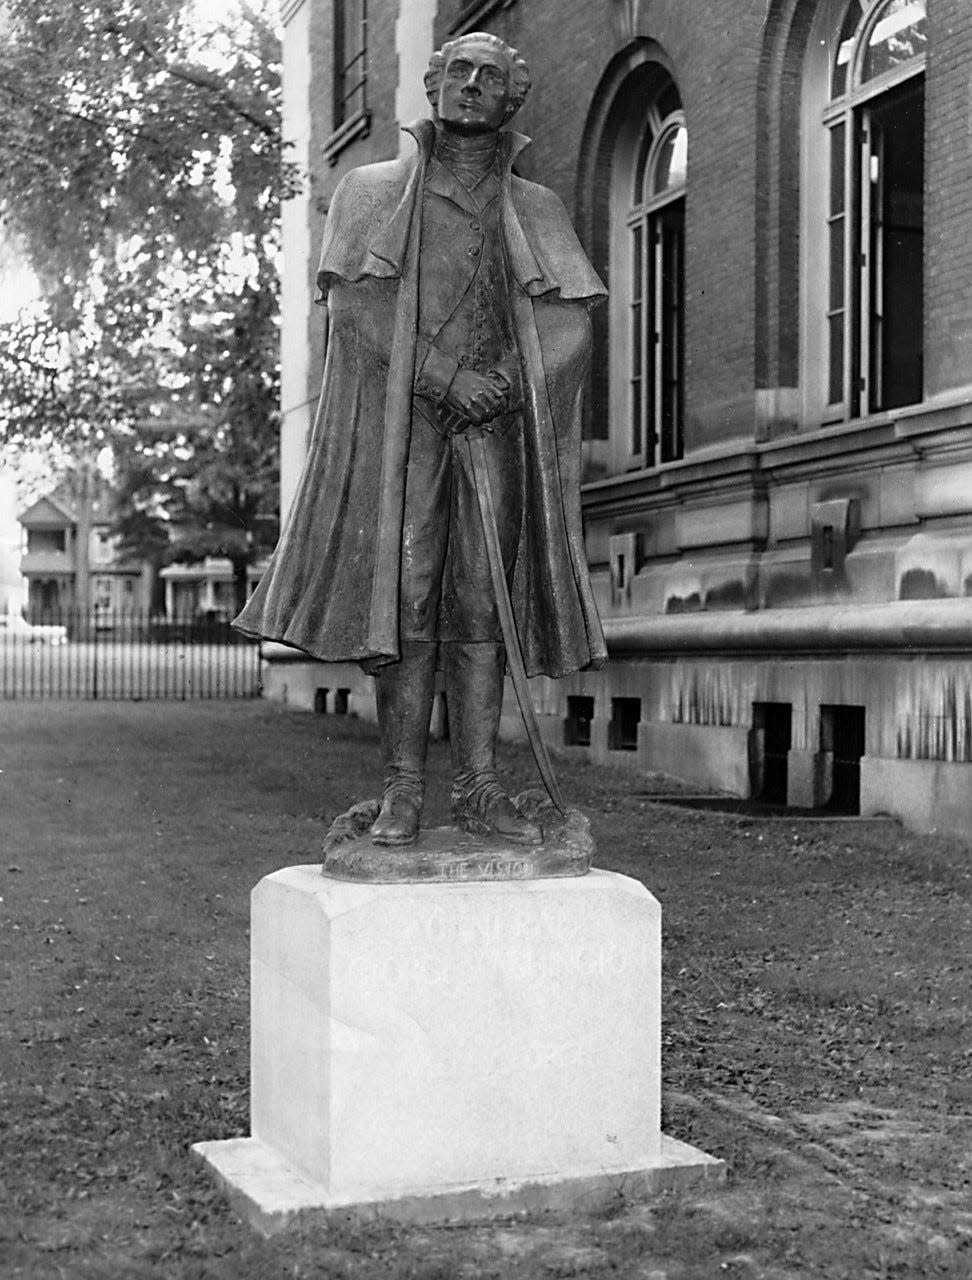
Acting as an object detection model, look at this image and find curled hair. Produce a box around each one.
[424,32,531,120]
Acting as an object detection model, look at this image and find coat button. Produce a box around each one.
[469,221,482,231]
[467,245,480,257]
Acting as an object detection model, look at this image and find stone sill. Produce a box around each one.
[582,389,972,517]
[322,110,371,167]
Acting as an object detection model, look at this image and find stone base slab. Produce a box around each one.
[193,865,724,1233]
[191,1133,724,1235]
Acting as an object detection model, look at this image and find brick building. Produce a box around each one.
[268,0,972,836]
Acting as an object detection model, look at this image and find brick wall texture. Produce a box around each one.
[925,0,972,396]
[300,0,972,447]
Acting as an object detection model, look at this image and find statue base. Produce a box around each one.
[192,865,723,1234]
[320,788,593,882]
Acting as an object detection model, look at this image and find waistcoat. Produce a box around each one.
[417,161,518,378]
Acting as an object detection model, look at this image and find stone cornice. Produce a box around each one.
[603,598,972,658]
[582,391,972,520]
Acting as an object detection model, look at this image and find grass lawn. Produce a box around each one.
[1,699,970,1279]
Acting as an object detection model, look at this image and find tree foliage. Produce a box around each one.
[0,0,282,312]
[0,0,285,611]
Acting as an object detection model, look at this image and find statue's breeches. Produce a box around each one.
[399,411,521,644]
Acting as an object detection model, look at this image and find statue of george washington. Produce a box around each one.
[235,32,606,854]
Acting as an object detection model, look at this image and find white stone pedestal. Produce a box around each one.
[193,866,722,1233]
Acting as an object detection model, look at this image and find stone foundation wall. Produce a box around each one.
[260,637,972,842]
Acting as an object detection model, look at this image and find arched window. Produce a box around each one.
[626,108,687,467]
[806,0,926,422]
[580,57,686,475]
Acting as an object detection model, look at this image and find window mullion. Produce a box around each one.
[629,216,644,465]
[857,109,873,418]
[652,217,663,469]
[844,107,857,418]
[826,118,847,416]
[871,120,886,411]
[641,213,650,467]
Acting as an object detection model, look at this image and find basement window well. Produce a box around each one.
[820,704,866,813]
[750,702,793,805]
[564,695,595,747]
[609,697,641,752]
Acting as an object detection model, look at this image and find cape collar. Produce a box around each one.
[402,118,532,170]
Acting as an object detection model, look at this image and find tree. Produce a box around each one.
[0,0,286,613]
[114,278,280,613]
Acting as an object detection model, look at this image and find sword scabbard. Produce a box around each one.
[464,432,568,818]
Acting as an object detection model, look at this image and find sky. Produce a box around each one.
[0,234,40,324]
[0,266,39,324]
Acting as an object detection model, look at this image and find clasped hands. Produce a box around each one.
[443,368,513,428]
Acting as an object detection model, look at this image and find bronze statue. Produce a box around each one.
[235,32,606,865]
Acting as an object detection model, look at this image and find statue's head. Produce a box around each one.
[425,32,531,134]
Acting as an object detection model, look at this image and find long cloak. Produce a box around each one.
[235,120,607,679]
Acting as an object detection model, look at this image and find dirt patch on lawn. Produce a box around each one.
[1,701,970,1278]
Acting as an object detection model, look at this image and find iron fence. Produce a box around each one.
[0,609,262,701]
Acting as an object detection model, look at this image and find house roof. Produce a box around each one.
[19,481,115,529]
[18,494,75,528]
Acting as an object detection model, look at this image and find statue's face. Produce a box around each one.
[438,40,512,134]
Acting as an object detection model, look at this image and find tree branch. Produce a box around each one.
[162,60,278,139]
[0,78,168,149]
[109,20,280,143]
